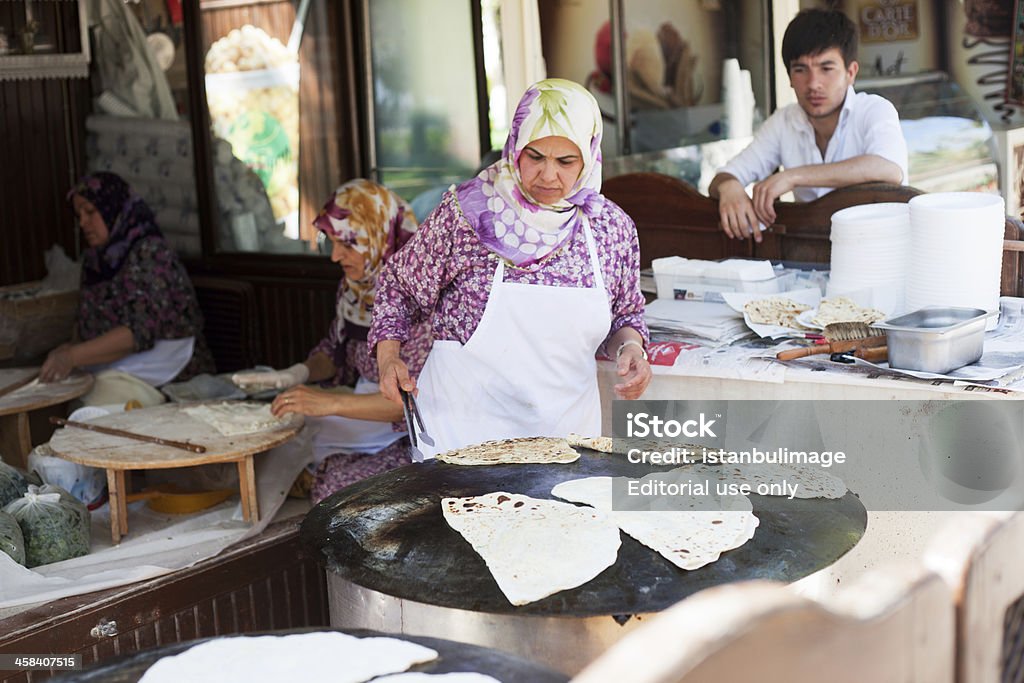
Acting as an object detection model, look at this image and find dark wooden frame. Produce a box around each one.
[603,171,1024,297]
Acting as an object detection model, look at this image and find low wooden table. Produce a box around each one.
[0,368,93,469]
[48,402,304,544]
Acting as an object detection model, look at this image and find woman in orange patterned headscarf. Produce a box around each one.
[232,179,432,502]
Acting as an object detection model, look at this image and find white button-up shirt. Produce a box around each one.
[717,86,909,202]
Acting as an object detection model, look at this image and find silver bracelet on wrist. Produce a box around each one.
[615,339,648,361]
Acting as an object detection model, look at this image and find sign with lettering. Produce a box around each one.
[858,0,919,43]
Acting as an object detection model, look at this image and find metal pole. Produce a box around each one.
[359,0,379,182]
[609,0,630,155]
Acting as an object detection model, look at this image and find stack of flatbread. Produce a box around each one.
[810,296,885,327]
[437,437,580,466]
[551,475,758,571]
[442,492,621,605]
[743,297,811,328]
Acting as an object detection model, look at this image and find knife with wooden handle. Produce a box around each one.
[775,335,887,361]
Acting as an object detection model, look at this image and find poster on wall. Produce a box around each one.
[1009,0,1024,104]
[947,0,1021,126]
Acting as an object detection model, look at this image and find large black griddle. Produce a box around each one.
[49,628,567,683]
[302,449,867,617]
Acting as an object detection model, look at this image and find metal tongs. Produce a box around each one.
[400,388,433,462]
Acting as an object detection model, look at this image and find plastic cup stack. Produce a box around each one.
[721,58,753,139]
[827,203,912,315]
[906,192,1004,329]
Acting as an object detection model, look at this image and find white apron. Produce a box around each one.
[415,218,612,458]
[307,376,406,464]
[87,336,194,387]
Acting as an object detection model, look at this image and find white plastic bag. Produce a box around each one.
[27,443,107,510]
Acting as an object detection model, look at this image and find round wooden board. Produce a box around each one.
[0,368,93,416]
[48,401,304,469]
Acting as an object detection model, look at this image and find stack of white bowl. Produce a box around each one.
[827,203,912,315]
[906,192,1004,328]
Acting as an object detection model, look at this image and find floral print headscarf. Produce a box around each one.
[69,172,163,286]
[313,178,418,329]
[456,78,604,267]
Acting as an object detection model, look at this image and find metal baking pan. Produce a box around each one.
[874,306,996,374]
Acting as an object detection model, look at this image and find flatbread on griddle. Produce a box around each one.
[551,476,758,571]
[566,432,614,453]
[373,674,501,682]
[441,492,621,605]
[689,462,846,499]
[437,437,580,466]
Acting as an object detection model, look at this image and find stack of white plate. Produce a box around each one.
[906,192,1004,328]
[827,202,911,315]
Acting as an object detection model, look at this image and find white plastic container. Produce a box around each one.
[652,257,795,301]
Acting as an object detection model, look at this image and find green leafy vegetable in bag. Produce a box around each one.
[0,510,25,566]
[3,484,90,568]
[0,460,29,508]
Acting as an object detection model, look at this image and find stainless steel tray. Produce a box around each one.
[875,307,996,373]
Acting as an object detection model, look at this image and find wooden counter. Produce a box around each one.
[0,512,328,683]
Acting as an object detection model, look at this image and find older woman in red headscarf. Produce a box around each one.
[232,179,431,502]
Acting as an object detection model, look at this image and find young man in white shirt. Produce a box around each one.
[708,8,908,242]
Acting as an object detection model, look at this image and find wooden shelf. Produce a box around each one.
[0,0,89,82]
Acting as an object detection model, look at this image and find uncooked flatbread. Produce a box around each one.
[551,476,758,571]
[137,632,438,683]
[442,492,621,605]
[374,674,501,682]
[567,432,614,453]
[744,297,811,328]
[811,296,885,327]
[183,401,285,436]
[690,461,846,499]
[437,437,580,465]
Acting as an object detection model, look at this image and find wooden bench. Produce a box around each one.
[603,172,1024,297]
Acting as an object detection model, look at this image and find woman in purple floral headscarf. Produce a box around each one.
[370,79,652,458]
[40,172,214,400]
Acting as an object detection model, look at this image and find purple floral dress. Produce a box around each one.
[306,299,432,505]
[369,190,648,350]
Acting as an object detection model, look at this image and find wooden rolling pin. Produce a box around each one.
[49,416,207,453]
[0,373,37,399]
[776,335,887,361]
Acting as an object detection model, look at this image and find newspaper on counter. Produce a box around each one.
[644,298,752,345]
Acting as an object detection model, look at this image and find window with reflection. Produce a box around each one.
[366,0,489,213]
[538,0,770,189]
[199,0,344,256]
[78,0,201,260]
